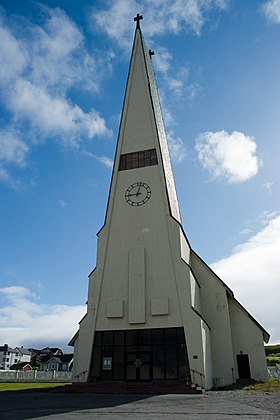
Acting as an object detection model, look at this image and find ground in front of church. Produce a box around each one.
[0,389,279,419]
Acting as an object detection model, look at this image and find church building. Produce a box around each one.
[69,15,269,390]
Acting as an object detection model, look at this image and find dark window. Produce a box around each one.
[165,344,177,379]
[94,331,102,346]
[89,327,189,382]
[113,346,125,379]
[178,343,189,380]
[103,331,113,345]
[153,345,165,379]
[90,349,101,379]
[165,328,177,344]
[152,329,164,345]
[119,149,158,171]
[114,331,125,346]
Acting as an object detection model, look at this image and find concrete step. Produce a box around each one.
[54,381,204,395]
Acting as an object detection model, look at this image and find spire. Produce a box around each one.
[104,14,181,225]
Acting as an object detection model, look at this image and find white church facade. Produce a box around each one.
[69,16,269,390]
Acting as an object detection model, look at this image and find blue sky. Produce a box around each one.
[0,0,280,351]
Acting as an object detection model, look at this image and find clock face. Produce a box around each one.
[125,182,151,206]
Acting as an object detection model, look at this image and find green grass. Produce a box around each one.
[244,378,280,394]
[0,382,69,392]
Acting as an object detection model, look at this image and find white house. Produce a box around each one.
[0,345,19,370]
[14,347,32,364]
[69,15,269,390]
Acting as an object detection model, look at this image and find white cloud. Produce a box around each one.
[262,0,280,23]
[96,156,114,168]
[0,6,111,184]
[0,129,29,188]
[168,131,187,162]
[195,130,261,183]
[81,150,114,168]
[262,181,273,193]
[7,79,109,146]
[0,129,28,167]
[212,214,280,344]
[0,25,27,83]
[91,0,228,49]
[0,286,85,349]
[239,228,253,235]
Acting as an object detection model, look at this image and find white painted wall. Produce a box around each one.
[228,297,268,382]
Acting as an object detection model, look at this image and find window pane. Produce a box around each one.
[113,346,124,379]
[114,331,125,346]
[131,152,138,169]
[165,328,176,344]
[103,331,113,345]
[126,330,137,346]
[152,329,164,344]
[153,345,164,379]
[178,343,189,381]
[118,149,158,171]
[165,344,177,379]
[119,155,126,171]
[90,347,101,379]
[138,151,145,167]
[139,330,151,345]
[177,327,186,344]
[150,149,158,165]
[94,331,102,346]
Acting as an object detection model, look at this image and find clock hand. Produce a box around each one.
[136,184,141,195]
[128,192,142,197]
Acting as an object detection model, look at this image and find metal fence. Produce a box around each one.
[0,370,72,382]
[268,363,280,379]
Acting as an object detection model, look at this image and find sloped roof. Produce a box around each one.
[15,347,31,355]
[10,362,32,370]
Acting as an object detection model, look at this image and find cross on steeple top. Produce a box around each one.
[134,14,143,29]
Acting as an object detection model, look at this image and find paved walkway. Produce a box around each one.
[0,392,276,419]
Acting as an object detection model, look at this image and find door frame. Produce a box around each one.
[125,350,152,381]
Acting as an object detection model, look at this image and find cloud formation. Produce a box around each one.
[195,130,261,183]
[0,6,111,185]
[168,131,187,162]
[262,0,280,23]
[92,0,228,49]
[0,286,85,350]
[212,213,280,343]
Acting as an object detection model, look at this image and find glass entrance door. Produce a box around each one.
[126,352,151,381]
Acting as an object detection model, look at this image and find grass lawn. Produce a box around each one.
[245,378,280,394]
[0,382,69,392]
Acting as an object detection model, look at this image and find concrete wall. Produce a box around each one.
[228,297,268,382]
[190,251,235,387]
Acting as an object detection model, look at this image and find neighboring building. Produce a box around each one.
[0,345,20,370]
[40,354,73,372]
[14,347,31,363]
[10,362,32,371]
[69,16,269,389]
[30,347,63,365]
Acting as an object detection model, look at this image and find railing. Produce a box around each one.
[73,370,87,382]
[0,370,72,382]
[190,369,205,388]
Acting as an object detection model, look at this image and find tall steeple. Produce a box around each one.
[70,16,269,390]
[105,14,181,228]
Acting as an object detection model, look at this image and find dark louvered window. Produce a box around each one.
[119,148,158,171]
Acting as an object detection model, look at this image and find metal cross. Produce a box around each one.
[134,14,143,29]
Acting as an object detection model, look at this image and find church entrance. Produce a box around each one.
[237,354,251,379]
[89,327,189,382]
[126,351,151,381]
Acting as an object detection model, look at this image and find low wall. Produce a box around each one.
[0,370,72,382]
